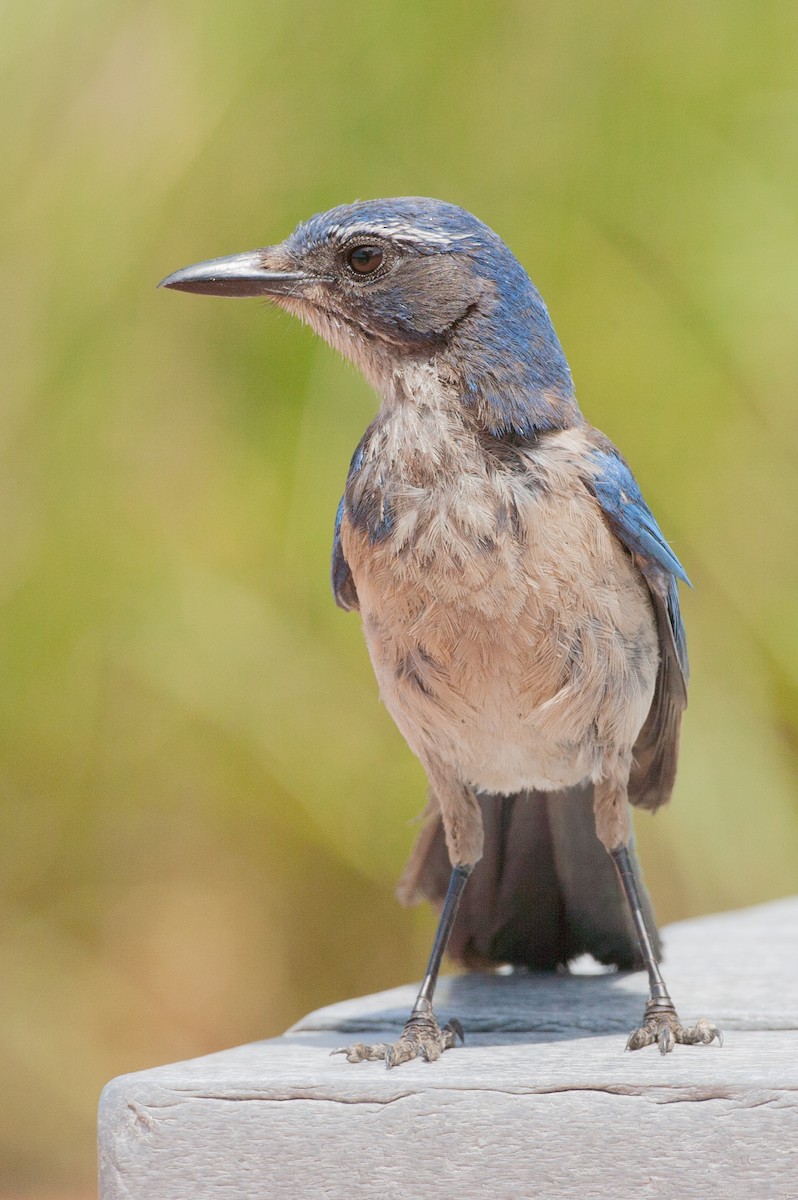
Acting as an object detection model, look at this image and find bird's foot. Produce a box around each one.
[332,1010,464,1068]
[626,998,722,1055]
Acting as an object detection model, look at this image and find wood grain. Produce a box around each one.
[99,898,798,1199]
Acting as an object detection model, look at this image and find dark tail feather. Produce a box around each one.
[545,787,661,968]
[398,785,660,971]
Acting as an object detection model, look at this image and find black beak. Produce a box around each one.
[158,250,311,298]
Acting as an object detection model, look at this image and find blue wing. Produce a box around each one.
[331,495,358,611]
[584,446,689,682]
[582,445,689,810]
[586,448,690,587]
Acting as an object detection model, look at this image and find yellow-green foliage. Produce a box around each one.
[1,1,797,1193]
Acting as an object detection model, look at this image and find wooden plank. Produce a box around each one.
[99,898,798,1200]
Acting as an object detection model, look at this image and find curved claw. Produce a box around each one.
[332,1012,465,1069]
[675,1017,723,1047]
[626,1010,723,1055]
[330,1042,389,1063]
[657,1025,675,1055]
[625,1026,654,1052]
[445,1017,465,1045]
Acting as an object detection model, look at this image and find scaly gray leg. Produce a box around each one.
[334,864,472,1067]
[611,845,722,1054]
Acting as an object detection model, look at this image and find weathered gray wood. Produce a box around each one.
[99,898,798,1199]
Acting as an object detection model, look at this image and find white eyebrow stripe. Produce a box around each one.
[326,220,471,248]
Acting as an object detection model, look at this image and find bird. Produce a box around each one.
[159,197,721,1066]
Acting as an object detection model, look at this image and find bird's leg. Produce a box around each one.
[610,843,722,1054]
[593,774,721,1054]
[333,863,472,1067]
[335,768,482,1067]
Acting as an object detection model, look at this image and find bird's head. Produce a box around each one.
[160,198,579,437]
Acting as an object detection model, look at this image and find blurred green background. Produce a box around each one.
[2,1,797,1195]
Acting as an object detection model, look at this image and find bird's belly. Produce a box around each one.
[366,608,611,794]
[346,512,659,795]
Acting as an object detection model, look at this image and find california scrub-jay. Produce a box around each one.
[160,198,721,1066]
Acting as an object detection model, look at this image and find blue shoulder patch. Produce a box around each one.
[586,449,691,586]
[331,494,357,610]
[343,435,393,543]
[666,574,689,679]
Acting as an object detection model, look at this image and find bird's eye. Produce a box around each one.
[347,245,384,275]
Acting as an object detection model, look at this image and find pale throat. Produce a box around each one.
[292,297,482,480]
[364,360,480,481]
